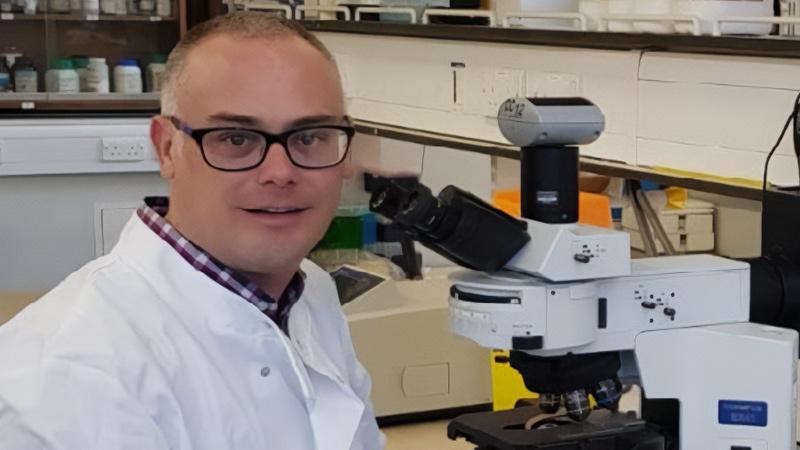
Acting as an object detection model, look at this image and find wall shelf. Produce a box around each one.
[0,93,160,112]
[302,20,800,59]
[0,12,176,21]
[353,119,765,201]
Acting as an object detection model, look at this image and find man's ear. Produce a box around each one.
[150,116,177,179]
[342,151,355,179]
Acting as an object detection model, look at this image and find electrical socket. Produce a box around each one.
[101,137,149,162]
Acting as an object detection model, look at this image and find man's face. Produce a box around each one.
[153,34,348,288]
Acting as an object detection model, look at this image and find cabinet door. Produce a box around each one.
[0,0,186,114]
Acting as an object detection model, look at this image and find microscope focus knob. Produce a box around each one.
[663,307,676,318]
[574,253,591,263]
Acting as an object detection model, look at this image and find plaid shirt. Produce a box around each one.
[137,197,304,332]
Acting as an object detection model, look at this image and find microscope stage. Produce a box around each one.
[447,406,666,450]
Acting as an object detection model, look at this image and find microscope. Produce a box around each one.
[368,97,799,449]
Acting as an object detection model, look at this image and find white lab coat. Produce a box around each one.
[0,214,385,450]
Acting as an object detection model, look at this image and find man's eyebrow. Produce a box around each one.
[287,115,348,129]
[205,113,349,130]
[207,113,263,127]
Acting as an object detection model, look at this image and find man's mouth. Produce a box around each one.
[243,207,309,215]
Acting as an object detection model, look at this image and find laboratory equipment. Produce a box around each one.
[369,97,799,449]
[340,266,493,419]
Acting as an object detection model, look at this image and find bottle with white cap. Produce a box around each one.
[113,58,142,94]
[87,57,109,93]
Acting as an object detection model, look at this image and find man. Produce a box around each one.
[0,12,384,450]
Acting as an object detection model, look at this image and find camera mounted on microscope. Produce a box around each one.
[497,97,604,147]
[498,97,605,224]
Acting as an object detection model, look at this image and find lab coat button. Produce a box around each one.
[260,366,271,377]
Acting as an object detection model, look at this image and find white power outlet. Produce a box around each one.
[101,137,149,162]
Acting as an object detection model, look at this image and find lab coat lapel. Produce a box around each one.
[289,298,365,450]
[113,215,317,404]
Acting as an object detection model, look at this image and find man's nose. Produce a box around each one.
[256,142,298,186]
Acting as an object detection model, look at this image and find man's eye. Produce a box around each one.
[222,134,249,146]
[298,133,318,146]
[218,133,252,146]
[296,131,332,146]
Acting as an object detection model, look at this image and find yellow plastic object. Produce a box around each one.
[651,166,763,189]
[492,190,612,228]
[490,350,537,411]
[488,189,612,411]
[664,187,688,209]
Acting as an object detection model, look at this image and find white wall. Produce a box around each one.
[318,32,800,187]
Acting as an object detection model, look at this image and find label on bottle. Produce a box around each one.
[87,68,109,93]
[1,12,14,19]
[14,71,37,92]
[86,13,99,20]
[58,76,80,93]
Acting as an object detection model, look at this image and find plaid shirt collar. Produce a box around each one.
[136,196,304,332]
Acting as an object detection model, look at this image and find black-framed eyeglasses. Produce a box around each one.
[165,116,356,171]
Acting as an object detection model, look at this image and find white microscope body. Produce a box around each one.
[442,97,798,449]
[449,221,798,448]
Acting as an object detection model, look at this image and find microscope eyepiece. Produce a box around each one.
[368,176,531,273]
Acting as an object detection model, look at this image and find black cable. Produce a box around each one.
[762,92,800,198]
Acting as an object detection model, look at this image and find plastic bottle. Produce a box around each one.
[155,0,169,16]
[45,58,80,93]
[146,54,166,92]
[0,59,10,93]
[125,0,136,13]
[86,57,109,93]
[71,55,89,91]
[11,56,37,92]
[82,0,98,13]
[138,0,153,13]
[114,0,125,14]
[100,0,114,14]
[113,58,142,93]
[49,0,69,12]
[23,0,36,14]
